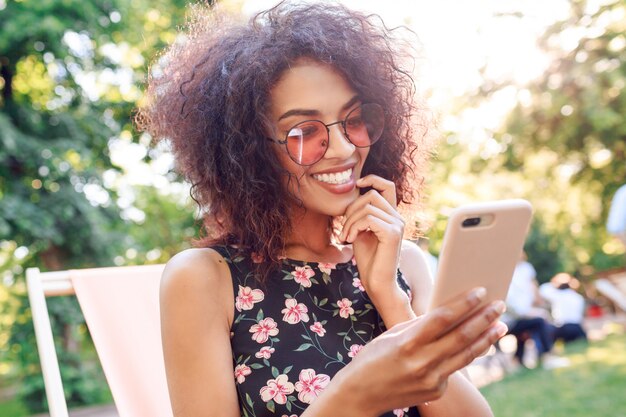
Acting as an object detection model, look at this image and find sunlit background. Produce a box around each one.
[1,0,625,415]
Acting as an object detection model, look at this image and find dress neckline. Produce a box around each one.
[280,257,355,269]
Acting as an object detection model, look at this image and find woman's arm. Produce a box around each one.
[399,240,495,417]
[160,248,240,417]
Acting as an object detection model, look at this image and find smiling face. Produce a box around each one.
[268,60,370,217]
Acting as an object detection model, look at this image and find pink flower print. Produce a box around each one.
[310,321,326,337]
[351,256,357,265]
[393,408,410,416]
[347,344,363,358]
[249,318,279,344]
[337,298,354,318]
[281,298,310,324]
[234,364,251,384]
[251,252,264,263]
[255,346,275,359]
[352,278,365,292]
[281,415,298,417]
[291,265,315,287]
[294,369,330,404]
[260,374,295,405]
[235,285,264,312]
[318,262,336,275]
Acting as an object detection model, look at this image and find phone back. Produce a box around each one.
[427,199,533,310]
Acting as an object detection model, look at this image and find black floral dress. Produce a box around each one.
[213,246,421,417]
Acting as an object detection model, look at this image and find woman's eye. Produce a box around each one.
[288,123,321,139]
[346,116,364,127]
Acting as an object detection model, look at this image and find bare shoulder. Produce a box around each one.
[160,247,233,323]
[399,239,430,275]
[399,239,433,315]
[161,247,229,289]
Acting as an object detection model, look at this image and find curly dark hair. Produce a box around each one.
[136,1,432,280]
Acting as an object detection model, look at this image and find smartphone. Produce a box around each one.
[427,199,533,311]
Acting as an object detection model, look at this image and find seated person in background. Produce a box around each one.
[539,273,588,343]
[607,183,626,247]
[502,253,556,368]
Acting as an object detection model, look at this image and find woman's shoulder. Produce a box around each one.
[399,239,430,272]
[160,248,233,308]
[399,239,433,314]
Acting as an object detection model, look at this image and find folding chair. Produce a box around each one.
[595,278,626,313]
[26,264,173,417]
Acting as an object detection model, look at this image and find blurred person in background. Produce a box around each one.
[502,252,561,369]
[539,273,587,344]
[607,183,626,247]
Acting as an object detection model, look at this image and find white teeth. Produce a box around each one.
[313,168,353,185]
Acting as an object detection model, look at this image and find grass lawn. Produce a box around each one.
[481,330,626,417]
[0,397,29,417]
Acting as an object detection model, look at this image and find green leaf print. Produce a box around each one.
[250,363,264,369]
[256,309,264,322]
[267,400,275,413]
[271,366,280,378]
[283,365,293,374]
[294,343,313,351]
[319,298,328,306]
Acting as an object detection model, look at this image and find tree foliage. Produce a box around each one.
[426,0,626,282]
[0,0,194,411]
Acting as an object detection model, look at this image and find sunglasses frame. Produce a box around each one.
[267,103,385,166]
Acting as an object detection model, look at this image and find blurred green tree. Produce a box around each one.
[426,0,626,282]
[0,0,194,411]
[495,0,626,278]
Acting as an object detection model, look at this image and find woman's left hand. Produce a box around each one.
[339,175,412,325]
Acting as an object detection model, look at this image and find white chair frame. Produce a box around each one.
[26,267,76,417]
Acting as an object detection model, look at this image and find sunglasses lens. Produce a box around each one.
[283,103,385,165]
[286,121,328,165]
[345,103,384,147]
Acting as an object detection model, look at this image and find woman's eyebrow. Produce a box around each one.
[277,95,361,122]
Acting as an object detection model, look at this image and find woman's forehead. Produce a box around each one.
[269,61,358,121]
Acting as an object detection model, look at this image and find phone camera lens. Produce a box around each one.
[462,217,481,227]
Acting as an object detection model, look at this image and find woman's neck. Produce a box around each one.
[284,208,350,263]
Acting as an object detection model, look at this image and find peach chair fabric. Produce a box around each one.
[70,264,172,417]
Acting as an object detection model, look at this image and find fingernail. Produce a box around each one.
[470,287,486,304]
[493,300,506,315]
[495,322,508,337]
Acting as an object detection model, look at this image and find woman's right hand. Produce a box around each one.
[327,287,507,416]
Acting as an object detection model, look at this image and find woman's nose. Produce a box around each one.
[324,124,355,159]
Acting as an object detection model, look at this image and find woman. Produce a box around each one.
[138,2,507,416]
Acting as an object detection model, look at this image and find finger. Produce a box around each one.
[356,175,397,208]
[404,287,488,345]
[438,321,508,376]
[340,204,400,242]
[343,215,391,244]
[430,300,506,359]
[344,189,401,221]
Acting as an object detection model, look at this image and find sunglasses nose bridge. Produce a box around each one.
[324,120,355,157]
